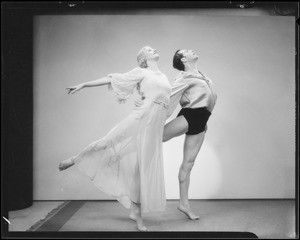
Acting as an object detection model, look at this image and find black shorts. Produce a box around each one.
[177,107,211,135]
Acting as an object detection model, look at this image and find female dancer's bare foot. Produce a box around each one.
[131,202,147,231]
[177,205,199,220]
[129,211,147,231]
[59,158,75,171]
[136,217,147,231]
[129,211,137,222]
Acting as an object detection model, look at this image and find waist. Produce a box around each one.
[153,100,169,109]
[180,107,211,115]
[181,97,215,111]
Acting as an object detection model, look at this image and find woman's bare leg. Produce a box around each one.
[178,132,205,220]
[59,139,107,171]
[59,157,75,171]
[131,202,147,231]
[59,114,140,171]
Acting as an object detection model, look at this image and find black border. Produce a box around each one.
[2,1,299,239]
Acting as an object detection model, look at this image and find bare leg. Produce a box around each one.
[59,139,107,171]
[129,210,137,222]
[131,202,147,231]
[128,117,188,225]
[178,132,205,220]
[163,116,188,142]
[59,157,75,171]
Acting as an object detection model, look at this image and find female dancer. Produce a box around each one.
[59,46,172,231]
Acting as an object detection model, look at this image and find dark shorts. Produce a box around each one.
[177,107,211,135]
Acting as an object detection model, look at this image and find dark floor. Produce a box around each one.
[9,199,296,238]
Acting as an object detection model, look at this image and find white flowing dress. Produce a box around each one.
[69,67,172,213]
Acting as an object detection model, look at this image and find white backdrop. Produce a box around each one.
[33,10,295,200]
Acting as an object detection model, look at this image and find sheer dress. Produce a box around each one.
[68,67,172,213]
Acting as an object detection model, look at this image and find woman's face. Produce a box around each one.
[144,46,159,61]
[179,49,198,62]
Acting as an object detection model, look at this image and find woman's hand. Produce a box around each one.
[134,98,144,107]
[66,84,84,94]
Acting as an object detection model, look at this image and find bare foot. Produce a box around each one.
[59,158,75,171]
[137,225,148,231]
[130,202,147,231]
[177,205,199,220]
[136,217,148,231]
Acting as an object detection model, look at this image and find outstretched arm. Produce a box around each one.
[66,77,111,94]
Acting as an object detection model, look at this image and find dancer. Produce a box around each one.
[59,46,172,231]
[136,49,217,220]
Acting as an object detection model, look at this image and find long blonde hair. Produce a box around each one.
[137,46,150,68]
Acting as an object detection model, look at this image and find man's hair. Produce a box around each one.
[173,50,185,71]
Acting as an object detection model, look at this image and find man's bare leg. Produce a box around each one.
[163,116,188,142]
[178,132,205,220]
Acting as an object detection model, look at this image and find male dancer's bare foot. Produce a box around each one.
[59,158,75,171]
[177,205,199,220]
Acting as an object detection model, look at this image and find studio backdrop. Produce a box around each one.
[33,11,295,200]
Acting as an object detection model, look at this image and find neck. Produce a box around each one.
[147,60,160,72]
[184,61,199,74]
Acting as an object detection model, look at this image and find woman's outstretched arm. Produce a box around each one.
[66,76,111,94]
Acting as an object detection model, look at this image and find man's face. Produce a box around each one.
[179,49,198,62]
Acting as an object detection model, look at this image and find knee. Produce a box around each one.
[183,160,195,172]
[178,160,195,182]
[93,139,108,151]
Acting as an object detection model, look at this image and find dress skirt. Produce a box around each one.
[71,101,167,213]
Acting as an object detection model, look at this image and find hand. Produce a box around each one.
[134,98,144,107]
[66,84,84,94]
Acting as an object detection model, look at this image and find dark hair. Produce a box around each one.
[173,50,185,71]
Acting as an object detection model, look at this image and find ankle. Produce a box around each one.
[136,217,145,227]
[179,202,190,209]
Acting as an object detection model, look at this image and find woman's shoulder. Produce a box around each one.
[131,66,144,72]
[126,67,146,76]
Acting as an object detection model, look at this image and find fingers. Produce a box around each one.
[66,87,77,94]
